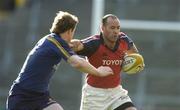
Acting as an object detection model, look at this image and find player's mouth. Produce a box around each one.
[113,35,118,39]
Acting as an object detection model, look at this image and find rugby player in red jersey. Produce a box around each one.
[71,14,144,110]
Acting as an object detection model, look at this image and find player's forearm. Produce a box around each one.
[68,55,100,76]
[127,44,139,54]
[76,59,100,76]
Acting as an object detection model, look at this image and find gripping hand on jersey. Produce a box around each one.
[69,39,84,52]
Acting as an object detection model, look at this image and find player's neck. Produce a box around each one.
[103,37,116,49]
[59,33,71,43]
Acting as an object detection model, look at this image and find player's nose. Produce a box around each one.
[114,29,119,35]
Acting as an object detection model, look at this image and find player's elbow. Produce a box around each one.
[68,55,85,69]
[72,59,84,69]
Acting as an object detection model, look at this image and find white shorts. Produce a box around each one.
[80,84,133,110]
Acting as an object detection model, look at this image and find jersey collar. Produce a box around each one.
[100,33,120,52]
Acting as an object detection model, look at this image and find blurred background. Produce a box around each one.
[0,0,180,110]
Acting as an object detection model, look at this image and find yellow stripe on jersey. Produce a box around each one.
[47,37,71,59]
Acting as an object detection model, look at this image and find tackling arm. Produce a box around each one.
[67,55,113,77]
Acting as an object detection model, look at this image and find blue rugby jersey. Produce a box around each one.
[10,33,76,93]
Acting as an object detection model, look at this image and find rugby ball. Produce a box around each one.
[122,53,144,74]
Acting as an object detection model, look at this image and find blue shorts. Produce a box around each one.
[6,85,57,110]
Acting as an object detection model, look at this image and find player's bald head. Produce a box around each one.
[102,14,119,26]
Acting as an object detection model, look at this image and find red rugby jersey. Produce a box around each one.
[77,32,134,88]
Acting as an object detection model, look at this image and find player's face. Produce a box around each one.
[102,18,120,43]
[68,27,76,42]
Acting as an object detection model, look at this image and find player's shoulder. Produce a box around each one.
[46,33,68,46]
[119,32,129,38]
[118,32,134,44]
[119,32,132,40]
[81,34,101,43]
[34,35,49,48]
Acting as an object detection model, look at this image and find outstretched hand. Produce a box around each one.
[97,66,114,77]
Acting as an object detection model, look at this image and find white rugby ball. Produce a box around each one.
[122,53,144,74]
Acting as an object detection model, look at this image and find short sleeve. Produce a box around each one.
[77,36,100,57]
[47,37,76,61]
[121,33,134,49]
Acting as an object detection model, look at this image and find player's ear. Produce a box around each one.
[70,28,74,32]
[66,29,72,37]
[67,29,71,34]
[101,25,104,32]
[68,28,75,34]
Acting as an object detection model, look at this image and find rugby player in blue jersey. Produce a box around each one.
[6,11,113,110]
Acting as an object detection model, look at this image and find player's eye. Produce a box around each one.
[117,26,120,30]
[111,26,115,29]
